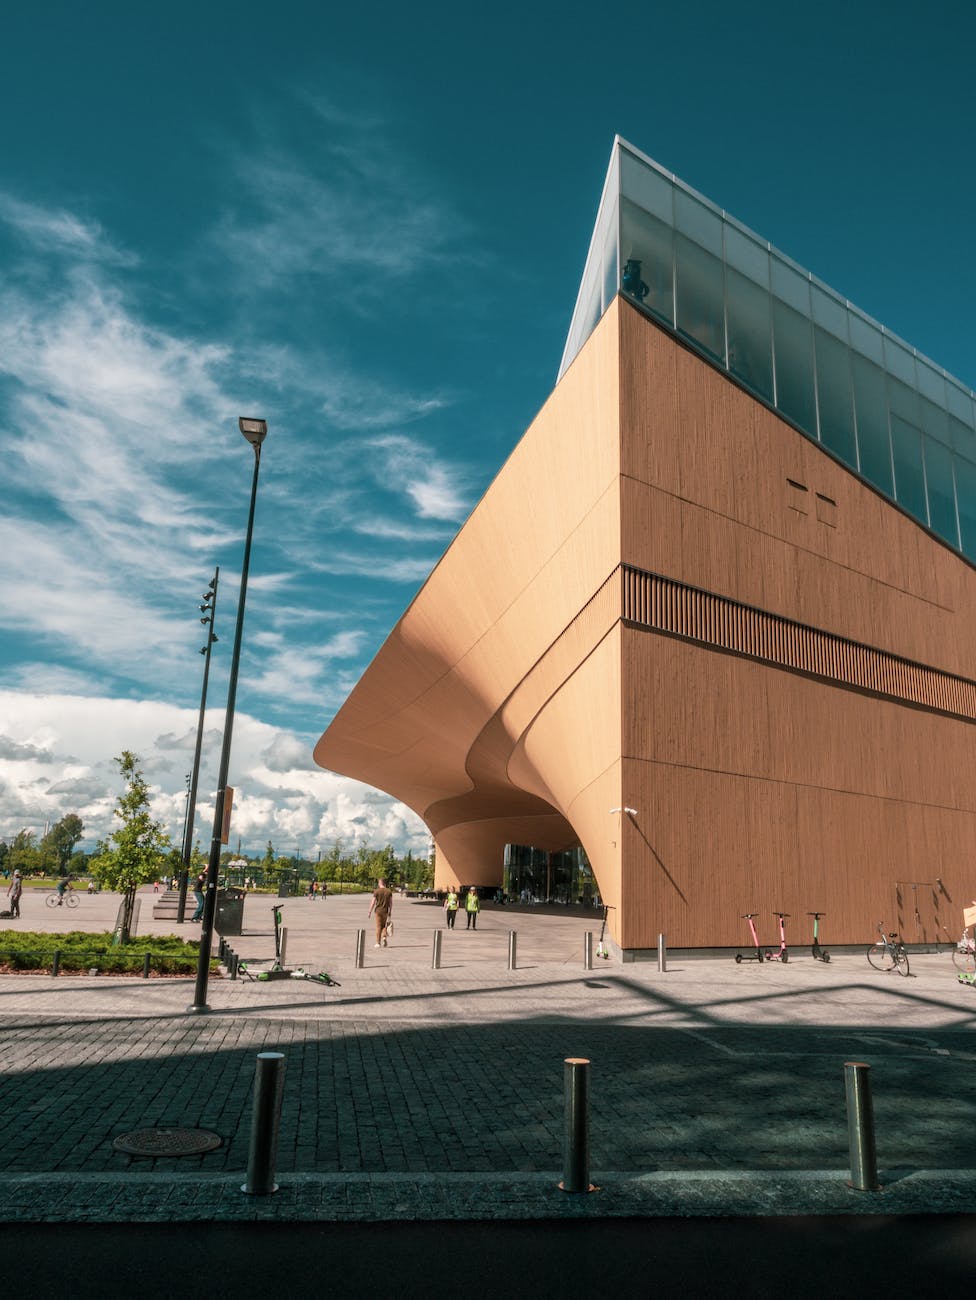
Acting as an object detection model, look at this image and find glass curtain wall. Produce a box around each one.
[559,138,976,560]
[503,844,596,905]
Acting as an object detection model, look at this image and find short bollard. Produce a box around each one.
[279,928,288,968]
[229,951,239,981]
[508,930,518,971]
[845,1061,880,1191]
[657,933,667,973]
[432,929,442,969]
[51,950,61,978]
[584,932,593,970]
[142,952,152,979]
[355,929,366,969]
[242,1052,286,1195]
[560,1057,594,1193]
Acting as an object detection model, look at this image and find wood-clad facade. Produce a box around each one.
[314,297,976,956]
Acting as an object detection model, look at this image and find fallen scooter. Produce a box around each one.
[239,903,340,986]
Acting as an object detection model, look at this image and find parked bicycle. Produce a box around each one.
[944,925,976,972]
[866,922,909,976]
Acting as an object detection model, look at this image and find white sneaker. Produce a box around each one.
[374,943,381,947]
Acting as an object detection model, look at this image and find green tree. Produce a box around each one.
[8,829,42,876]
[90,752,170,943]
[41,813,84,874]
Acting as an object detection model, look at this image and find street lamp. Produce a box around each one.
[177,567,219,923]
[189,417,268,1013]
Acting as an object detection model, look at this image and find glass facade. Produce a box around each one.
[559,138,976,559]
[503,844,597,905]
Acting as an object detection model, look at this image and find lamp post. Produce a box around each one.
[189,417,268,1013]
[177,567,219,923]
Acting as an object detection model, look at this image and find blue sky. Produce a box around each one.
[1,0,974,859]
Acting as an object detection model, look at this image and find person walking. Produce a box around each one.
[464,886,480,930]
[444,888,459,928]
[368,877,394,946]
[6,870,22,918]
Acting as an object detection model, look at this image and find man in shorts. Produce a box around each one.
[367,878,393,947]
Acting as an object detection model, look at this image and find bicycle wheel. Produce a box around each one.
[45,894,58,908]
[66,894,79,909]
[894,947,911,976]
[867,942,894,971]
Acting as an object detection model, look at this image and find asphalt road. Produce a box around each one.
[8,1216,976,1298]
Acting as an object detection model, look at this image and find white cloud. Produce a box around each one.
[0,193,135,266]
[214,100,474,295]
[0,690,429,857]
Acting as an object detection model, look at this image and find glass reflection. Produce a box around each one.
[560,138,976,558]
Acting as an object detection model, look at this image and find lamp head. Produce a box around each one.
[239,416,268,448]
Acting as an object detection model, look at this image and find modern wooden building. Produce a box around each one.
[315,138,976,957]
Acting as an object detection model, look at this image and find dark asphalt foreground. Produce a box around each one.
[4,891,976,1292]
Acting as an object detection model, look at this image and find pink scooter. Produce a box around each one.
[734,911,790,963]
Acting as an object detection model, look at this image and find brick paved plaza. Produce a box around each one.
[2,888,976,1227]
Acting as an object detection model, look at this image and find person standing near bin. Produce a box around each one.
[368,877,393,947]
[6,870,22,918]
[444,887,459,928]
[191,868,206,922]
[465,886,480,930]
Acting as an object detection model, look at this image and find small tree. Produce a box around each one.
[9,829,42,876]
[41,813,84,875]
[91,751,170,943]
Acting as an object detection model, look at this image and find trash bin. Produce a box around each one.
[215,887,245,936]
[277,880,292,899]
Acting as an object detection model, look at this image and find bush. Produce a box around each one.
[0,930,215,976]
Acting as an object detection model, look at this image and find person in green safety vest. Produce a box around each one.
[464,886,480,930]
[444,888,459,929]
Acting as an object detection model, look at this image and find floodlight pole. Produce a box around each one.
[189,419,268,1013]
[178,566,219,923]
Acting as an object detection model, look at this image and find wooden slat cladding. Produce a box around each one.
[620,564,976,723]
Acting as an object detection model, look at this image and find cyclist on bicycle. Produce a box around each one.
[56,877,72,905]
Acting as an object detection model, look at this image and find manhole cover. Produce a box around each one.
[112,1127,222,1157]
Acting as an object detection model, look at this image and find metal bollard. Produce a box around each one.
[142,952,152,979]
[279,928,288,968]
[559,1057,593,1193]
[432,929,442,969]
[508,930,517,971]
[229,951,239,981]
[242,1052,286,1195]
[51,950,61,978]
[845,1061,880,1191]
[218,937,226,961]
[657,933,667,973]
[355,929,366,969]
[584,932,593,970]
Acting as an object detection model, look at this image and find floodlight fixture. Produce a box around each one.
[239,416,268,447]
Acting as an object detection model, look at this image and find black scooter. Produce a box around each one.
[808,911,830,962]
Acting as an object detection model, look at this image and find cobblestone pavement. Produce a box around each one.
[2,892,976,1223]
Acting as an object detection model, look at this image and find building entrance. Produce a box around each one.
[503,844,596,906]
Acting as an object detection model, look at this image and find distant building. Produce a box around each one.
[315,138,976,957]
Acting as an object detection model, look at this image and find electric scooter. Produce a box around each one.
[239,904,340,985]
[734,913,765,963]
[595,904,615,959]
[764,911,790,962]
[808,911,830,962]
